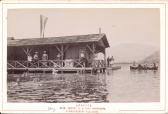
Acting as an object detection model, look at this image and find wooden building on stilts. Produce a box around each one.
[7,33,110,74]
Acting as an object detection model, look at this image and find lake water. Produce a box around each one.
[7,64,160,103]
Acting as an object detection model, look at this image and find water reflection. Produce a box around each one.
[8,73,108,103]
[7,64,160,103]
[130,69,159,76]
[107,64,160,102]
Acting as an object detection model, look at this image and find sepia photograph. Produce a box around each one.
[6,8,160,103]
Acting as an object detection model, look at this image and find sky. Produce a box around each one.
[7,8,160,62]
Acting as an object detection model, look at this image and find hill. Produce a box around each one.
[140,51,160,64]
[107,43,159,63]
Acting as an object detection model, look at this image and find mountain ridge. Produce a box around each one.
[140,51,160,64]
[107,43,159,63]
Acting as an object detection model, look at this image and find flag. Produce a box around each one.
[40,15,48,38]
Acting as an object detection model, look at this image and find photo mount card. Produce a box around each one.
[0,1,168,113]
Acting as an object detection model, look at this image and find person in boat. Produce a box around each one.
[153,63,156,67]
[153,63,158,70]
[143,64,147,70]
[138,64,143,69]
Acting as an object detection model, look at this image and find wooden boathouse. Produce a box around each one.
[7,33,110,74]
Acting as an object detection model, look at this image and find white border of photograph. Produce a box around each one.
[1,1,167,113]
[0,1,3,113]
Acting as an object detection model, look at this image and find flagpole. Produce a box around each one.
[40,15,41,38]
[40,15,48,38]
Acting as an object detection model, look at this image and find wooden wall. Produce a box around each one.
[7,47,23,60]
[65,45,79,59]
[8,44,91,61]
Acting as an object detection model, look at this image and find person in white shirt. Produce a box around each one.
[27,53,32,62]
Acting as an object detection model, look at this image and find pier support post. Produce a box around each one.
[103,49,106,68]
[86,43,96,67]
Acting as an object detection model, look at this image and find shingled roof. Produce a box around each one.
[8,33,110,48]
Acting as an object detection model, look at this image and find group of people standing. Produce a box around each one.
[27,51,48,62]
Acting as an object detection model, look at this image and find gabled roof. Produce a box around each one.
[8,33,110,48]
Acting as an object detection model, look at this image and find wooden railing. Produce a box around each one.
[92,60,106,68]
[7,59,106,69]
